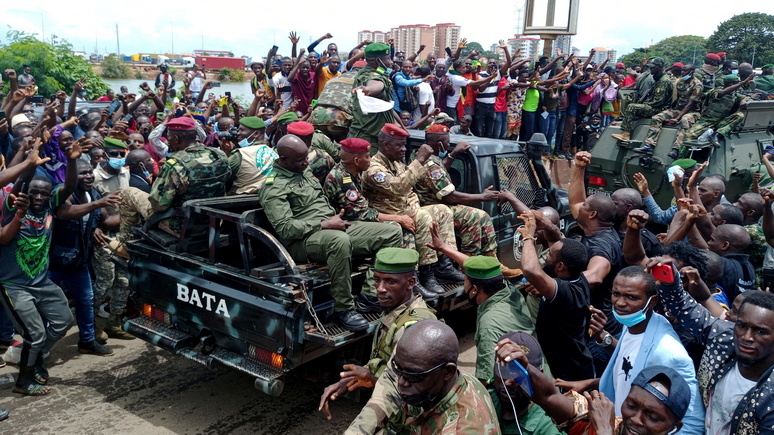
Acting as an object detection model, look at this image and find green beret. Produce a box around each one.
[277,112,299,124]
[762,64,774,69]
[104,137,127,149]
[463,256,502,279]
[374,248,419,274]
[240,116,265,130]
[672,158,697,169]
[364,43,390,58]
[723,74,740,86]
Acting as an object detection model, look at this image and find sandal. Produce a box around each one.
[13,380,51,396]
[33,365,49,385]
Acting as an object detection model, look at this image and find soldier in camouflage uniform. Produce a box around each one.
[362,124,461,296]
[118,117,231,241]
[319,248,436,425]
[259,135,403,331]
[612,58,673,142]
[92,137,133,340]
[347,319,500,434]
[312,129,341,162]
[679,74,754,156]
[634,63,704,158]
[309,68,358,143]
[735,192,766,287]
[282,121,335,184]
[349,43,397,153]
[693,53,722,93]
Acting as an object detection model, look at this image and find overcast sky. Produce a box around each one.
[2,2,773,61]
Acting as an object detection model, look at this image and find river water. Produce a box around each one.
[102,79,254,103]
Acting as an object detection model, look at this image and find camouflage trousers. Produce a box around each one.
[92,244,130,315]
[450,205,497,255]
[684,112,746,140]
[620,103,658,133]
[118,187,174,241]
[413,205,456,266]
[645,109,701,147]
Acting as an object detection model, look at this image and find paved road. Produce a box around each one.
[0,310,478,434]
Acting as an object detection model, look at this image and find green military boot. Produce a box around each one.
[94,316,109,344]
[105,313,136,340]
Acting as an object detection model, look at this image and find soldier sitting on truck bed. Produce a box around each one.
[611,58,673,143]
[117,117,231,251]
[678,73,755,154]
[319,248,435,426]
[259,134,403,332]
[225,116,277,194]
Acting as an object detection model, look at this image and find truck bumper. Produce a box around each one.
[124,316,285,396]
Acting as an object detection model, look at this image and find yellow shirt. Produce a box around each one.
[317,66,341,97]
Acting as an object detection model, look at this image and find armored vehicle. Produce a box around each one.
[586,100,774,207]
[123,132,567,396]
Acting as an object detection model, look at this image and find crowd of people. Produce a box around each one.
[1,30,774,434]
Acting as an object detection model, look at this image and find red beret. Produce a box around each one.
[380,123,409,139]
[671,62,684,68]
[615,62,625,69]
[287,121,314,136]
[717,52,726,57]
[706,53,721,61]
[353,61,367,68]
[167,117,196,130]
[426,124,450,134]
[340,138,371,153]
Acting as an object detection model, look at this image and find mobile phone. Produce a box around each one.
[123,114,133,123]
[310,99,317,109]
[175,108,185,117]
[156,112,164,119]
[210,81,221,87]
[0,110,5,121]
[651,264,674,284]
[20,182,28,194]
[505,360,533,396]
[225,91,231,98]
[29,96,45,103]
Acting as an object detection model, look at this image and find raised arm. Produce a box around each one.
[518,211,558,299]
[287,51,306,83]
[569,151,590,219]
[623,210,650,266]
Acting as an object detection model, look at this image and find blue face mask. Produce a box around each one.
[438,150,449,158]
[613,296,653,328]
[108,157,126,169]
[238,138,253,148]
[682,74,692,81]
[142,169,151,179]
[731,69,738,76]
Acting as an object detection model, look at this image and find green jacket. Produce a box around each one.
[648,73,674,112]
[258,163,334,245]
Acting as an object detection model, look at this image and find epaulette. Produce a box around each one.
[342,176,352,184]
[165,158,177,166]
[265,172,276,185]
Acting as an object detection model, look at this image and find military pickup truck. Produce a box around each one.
[122,132,567,396]
[586,99,774,208]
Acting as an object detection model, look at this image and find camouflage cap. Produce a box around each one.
[647,57,666,68]
[364,43,391,58]
[463,256,502,279]
[374,248,419,273]
[104,137,127,149]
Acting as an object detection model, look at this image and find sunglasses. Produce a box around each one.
[107,150,126,158]
[23,109,34,113]
[390,357,449,384]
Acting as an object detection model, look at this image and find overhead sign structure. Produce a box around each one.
[523,0,579,36]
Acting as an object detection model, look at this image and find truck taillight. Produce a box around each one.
[248,344,284,370]
[589,176,607,187]
[143,303,171,326]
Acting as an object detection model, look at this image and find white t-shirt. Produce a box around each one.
[706,363,757,434]
[445,73,471,108]
[412,82,435,120]
[272,73,293,109]
[188,71,205,93]
[613,331,645,416]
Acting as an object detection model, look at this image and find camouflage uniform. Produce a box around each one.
[260,164,402,312]
[680,89,747,156]
[414,155,497,255]
[362,152,456,266]
[620,74,674,133]
[323,161,412,248]
[644,75,703,147]
[309,70,356,135]
[694,65,719,93]
[746,223,766,287]
[312,130,341,163]
[347,371,500,434]
[348,66,394,151]
[119,143,231,239]
[307,147,336,185]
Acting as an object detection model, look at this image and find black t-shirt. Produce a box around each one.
[718,253,755,304]
[536,274,595,381]
[617,228,664,261]
[582,228,623,335]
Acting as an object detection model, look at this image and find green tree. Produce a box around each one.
[618,35,707,68]
[707,13,774,68]
[480,50,499,61]
[101,55,131,79]
[461,41,485,59]
[0,29,108,99]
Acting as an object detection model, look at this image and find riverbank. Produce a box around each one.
[91,64,254,82]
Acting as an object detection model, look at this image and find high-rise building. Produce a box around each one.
[508,35,541,61]
[360,23,460,62]
[554,35,572,56]
[591,47,617,65]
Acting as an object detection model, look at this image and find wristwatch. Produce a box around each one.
[598,332,613,348]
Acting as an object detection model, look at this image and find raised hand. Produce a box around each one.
[627,209,649,230]
[632,172,649,194]
[288,31,299,45]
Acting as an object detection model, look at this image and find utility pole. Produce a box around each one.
[115,23,120,55]
[751,45,757,68]
[171,23,175,54]
[41,14,45,43]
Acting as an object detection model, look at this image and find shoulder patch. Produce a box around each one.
[342,176,352,184]
[430,170,443,180]
[345,189,359,201]
[165,158,177,166]
[265,171,276,185]
[373,172,386,183]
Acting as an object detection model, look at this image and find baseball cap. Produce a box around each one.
[496,331,543,368]
[647,57,666,68]
[631,365,691,420]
